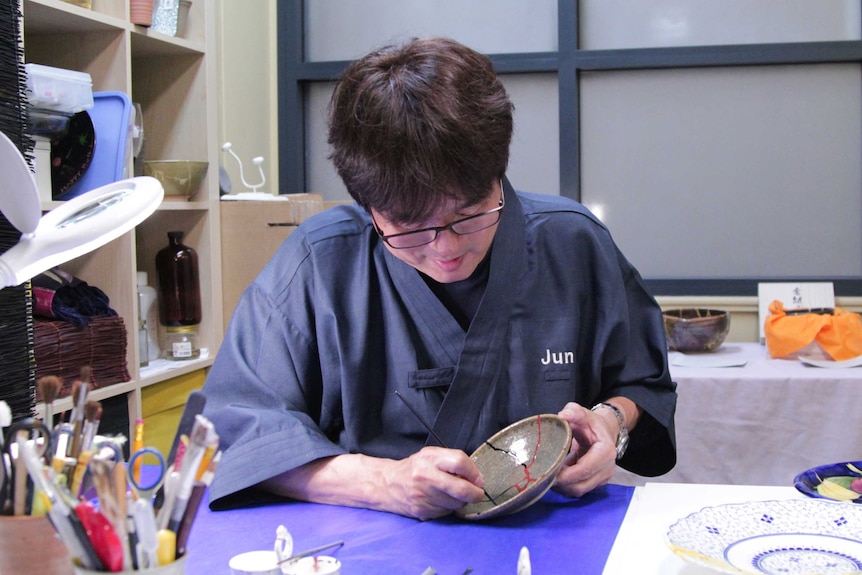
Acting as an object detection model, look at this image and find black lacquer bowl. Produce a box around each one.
[663,308,730,352]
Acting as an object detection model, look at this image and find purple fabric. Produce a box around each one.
[184,484,635,574]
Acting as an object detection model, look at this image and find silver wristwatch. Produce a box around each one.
[591,402,629,460]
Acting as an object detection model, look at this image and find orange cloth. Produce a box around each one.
[764,300,862,361]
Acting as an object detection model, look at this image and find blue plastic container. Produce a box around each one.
[56,91,133,201]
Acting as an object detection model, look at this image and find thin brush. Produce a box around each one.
[154,390,206,511]
[68,369,90,459]
[395,391,449,448]
[37,375,62,430]
[276,541,345,567]
[12,428,27,515]
[199,450,221,486]
[68,381,83,425]
[81,400,102,453]
[394,391,496,504]
[195,425,220,482]
[165,415,213,533]
[0,401,12,513]
[112,460,132,571]
[80,365,92,387]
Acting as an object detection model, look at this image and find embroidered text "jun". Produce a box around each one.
[541,348,574,365]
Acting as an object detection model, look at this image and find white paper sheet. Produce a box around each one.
[757,282,835,343]
[603,483,804,575]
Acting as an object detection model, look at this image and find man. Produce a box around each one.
[203,37,676,520]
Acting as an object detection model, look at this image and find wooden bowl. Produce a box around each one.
[455,414,572,520]
[663,308,730,352]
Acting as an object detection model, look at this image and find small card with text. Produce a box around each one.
[757,282,834,343]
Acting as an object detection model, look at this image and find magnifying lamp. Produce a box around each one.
[0,130,164,289]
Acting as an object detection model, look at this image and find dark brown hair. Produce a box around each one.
[328,37,513,224]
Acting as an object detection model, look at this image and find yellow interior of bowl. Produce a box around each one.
[664,308,727,322]
[142,161,208,197]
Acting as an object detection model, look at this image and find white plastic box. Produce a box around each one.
[25,63,94,114]
[33,137,52,202]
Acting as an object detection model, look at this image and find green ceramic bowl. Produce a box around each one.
[455,414,572,520]
[143,160,208,199]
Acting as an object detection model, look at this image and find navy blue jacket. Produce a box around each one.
[203,178,677,509]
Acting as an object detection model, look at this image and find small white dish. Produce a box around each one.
[799,354,862,368]
[229,550,280,575]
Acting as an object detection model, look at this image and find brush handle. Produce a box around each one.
[81,420,99,453]
[395,391,448,447]
[174,482,205,557]
[154,390,205,511]
[69,420,84,460]
[13,449,26,515]
[113,462,132,570]
[166,391,206,469]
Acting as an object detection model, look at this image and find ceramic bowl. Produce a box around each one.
[143,160,208,199]
[793,461,862,503]
[663,308,730,353]
[455,414,572,520]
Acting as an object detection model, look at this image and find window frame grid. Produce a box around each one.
[277,0,862,296]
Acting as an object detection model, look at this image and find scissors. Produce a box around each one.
[127,447,167,504]
[91,441,124,464]
[75,441,124,499]
[127,447,168,569]
[3,418,52,515]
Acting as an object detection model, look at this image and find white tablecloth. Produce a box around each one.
[603,482,805,574]
[615,342,862,487]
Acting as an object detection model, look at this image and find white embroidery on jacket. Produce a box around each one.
[540,348,575,365]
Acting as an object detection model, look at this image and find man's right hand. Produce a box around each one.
[259,447,486,520]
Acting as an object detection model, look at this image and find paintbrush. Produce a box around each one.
[68,368,91,459]
[154,390,206,511]
[165,415,213,533]
[0,401,10,515]
[395,391,449,448]
[37,375,62,430]
[394,391,496,505]
[81,400,102,453]
[276,541,345,567]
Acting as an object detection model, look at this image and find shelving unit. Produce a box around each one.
[22,0,223,437]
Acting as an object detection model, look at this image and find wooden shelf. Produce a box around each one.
[24,0,222,437]
[139,356,215,388]
[131,27,206,56]
[23,0,128,34]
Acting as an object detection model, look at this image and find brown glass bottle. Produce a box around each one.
[155,230,202,327]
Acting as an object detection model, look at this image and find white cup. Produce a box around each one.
[75,555,186,574]
[229,550,281,575]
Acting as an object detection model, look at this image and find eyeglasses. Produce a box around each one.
[372,184,505,249]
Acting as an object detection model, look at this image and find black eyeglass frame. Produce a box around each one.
[372,182,506,249]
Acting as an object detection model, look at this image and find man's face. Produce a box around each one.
[371,181,503,283]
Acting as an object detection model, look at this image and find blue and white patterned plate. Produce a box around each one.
[666,499,862,574]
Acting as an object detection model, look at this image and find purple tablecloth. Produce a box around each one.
[184,484,635,574]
